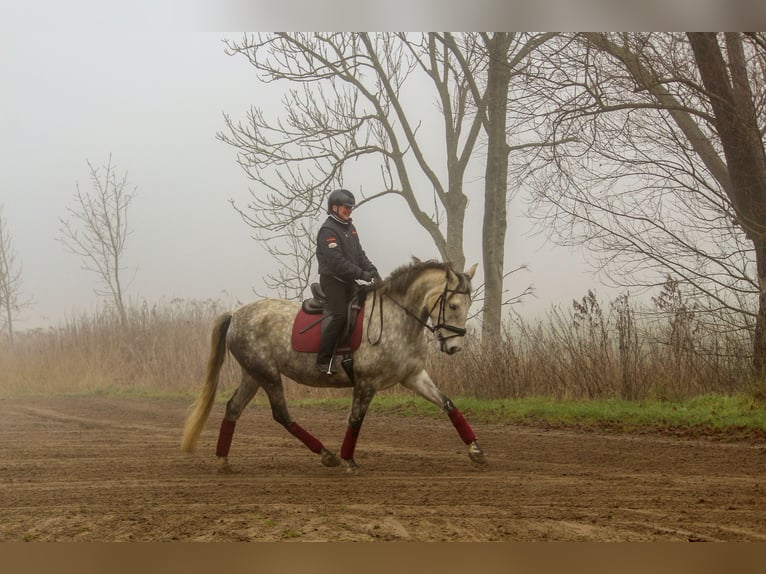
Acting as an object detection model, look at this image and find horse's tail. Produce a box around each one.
[180,312,233,452]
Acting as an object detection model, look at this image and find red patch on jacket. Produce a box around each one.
[291,306,365,353]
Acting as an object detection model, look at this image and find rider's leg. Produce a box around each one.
[316,275,350,373]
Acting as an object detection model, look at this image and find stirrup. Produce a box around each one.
[316,362,337,375]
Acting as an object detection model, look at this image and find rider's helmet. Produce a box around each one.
[326,189,356,214]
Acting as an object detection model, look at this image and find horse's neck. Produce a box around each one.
[394,268,446,320]
[407,269,445,312]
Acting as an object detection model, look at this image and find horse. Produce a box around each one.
[180,259,487,472]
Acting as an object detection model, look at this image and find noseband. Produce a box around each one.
[426,282,469,341]
[368,270,470,345]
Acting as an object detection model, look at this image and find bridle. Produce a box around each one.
[367,270,470,346]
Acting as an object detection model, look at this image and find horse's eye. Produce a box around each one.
[449,303,458,311]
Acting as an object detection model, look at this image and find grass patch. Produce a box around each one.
[356,393,766,440]
[223,392,766,439]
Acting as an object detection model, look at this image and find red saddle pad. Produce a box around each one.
[291,305,365,354]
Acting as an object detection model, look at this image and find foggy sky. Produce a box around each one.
[9,2,753,330]
[1,30,617,331]
[0,0,764,329]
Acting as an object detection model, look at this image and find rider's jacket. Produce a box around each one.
[316,215,377,284]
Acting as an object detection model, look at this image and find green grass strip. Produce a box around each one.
[5,388,764,439]
[288,393,766,439]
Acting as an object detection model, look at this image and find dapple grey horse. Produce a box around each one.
[181,259,486,472]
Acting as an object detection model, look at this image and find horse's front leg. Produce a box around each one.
[401,370,487,465]
[445,398,487,464]
[340,383,377,473]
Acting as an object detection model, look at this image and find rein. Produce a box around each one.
[366,270,470,345]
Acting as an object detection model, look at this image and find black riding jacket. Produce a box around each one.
[316,215,377,283]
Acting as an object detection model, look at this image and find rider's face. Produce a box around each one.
[334,204,353,221]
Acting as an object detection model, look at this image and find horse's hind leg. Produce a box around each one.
[259,376,341,468]
[215,369,261,473]
[402,370,487,465]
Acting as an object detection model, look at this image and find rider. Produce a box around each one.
[315,188,380,374]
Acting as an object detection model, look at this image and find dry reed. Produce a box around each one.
[427,290,756,400]
[0,291,758,401]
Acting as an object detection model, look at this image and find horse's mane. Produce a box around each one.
[377,259,466,298]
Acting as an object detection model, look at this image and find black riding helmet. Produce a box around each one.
[326,188,356,214]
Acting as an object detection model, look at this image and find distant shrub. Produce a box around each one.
[1,288,758,401]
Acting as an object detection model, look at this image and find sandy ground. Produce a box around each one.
[1,395,765,542]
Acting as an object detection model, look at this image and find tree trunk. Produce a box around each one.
[754,240,766,375]
[444,185,467,271]
[688,32,766,374]
[481,33,512,344]
[3,301,12,349]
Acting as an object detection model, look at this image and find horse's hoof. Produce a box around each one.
[468,441,487,465]
[321,448,341,467]
[344,458,360,474]
[217,457,238,474]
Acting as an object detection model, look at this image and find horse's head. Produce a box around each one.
[427,263,477,355]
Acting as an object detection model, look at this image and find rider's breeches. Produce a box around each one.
[316,275,352,365]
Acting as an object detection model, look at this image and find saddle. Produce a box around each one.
[301,283,332,314]
[290,283,365,355]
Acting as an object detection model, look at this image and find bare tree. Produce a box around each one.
[250,218,317,300]
[523,32,766,371]
[58,155,135,325]
[687,32,766,373]
[220,32,550,338]
[219,33,479,275]
[0,206,32,347]
[442,32,557,342]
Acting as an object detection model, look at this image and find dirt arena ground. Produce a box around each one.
[1,395,765,542]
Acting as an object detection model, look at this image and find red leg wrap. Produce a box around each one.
[448,407,476,444]
[340,425,361,460]
[287,422,324,454]
[216,419,236,457]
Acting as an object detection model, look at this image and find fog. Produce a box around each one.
[10,5,753,331]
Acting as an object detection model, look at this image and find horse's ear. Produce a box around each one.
[411,255,422,264]
[466,263,478,280]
